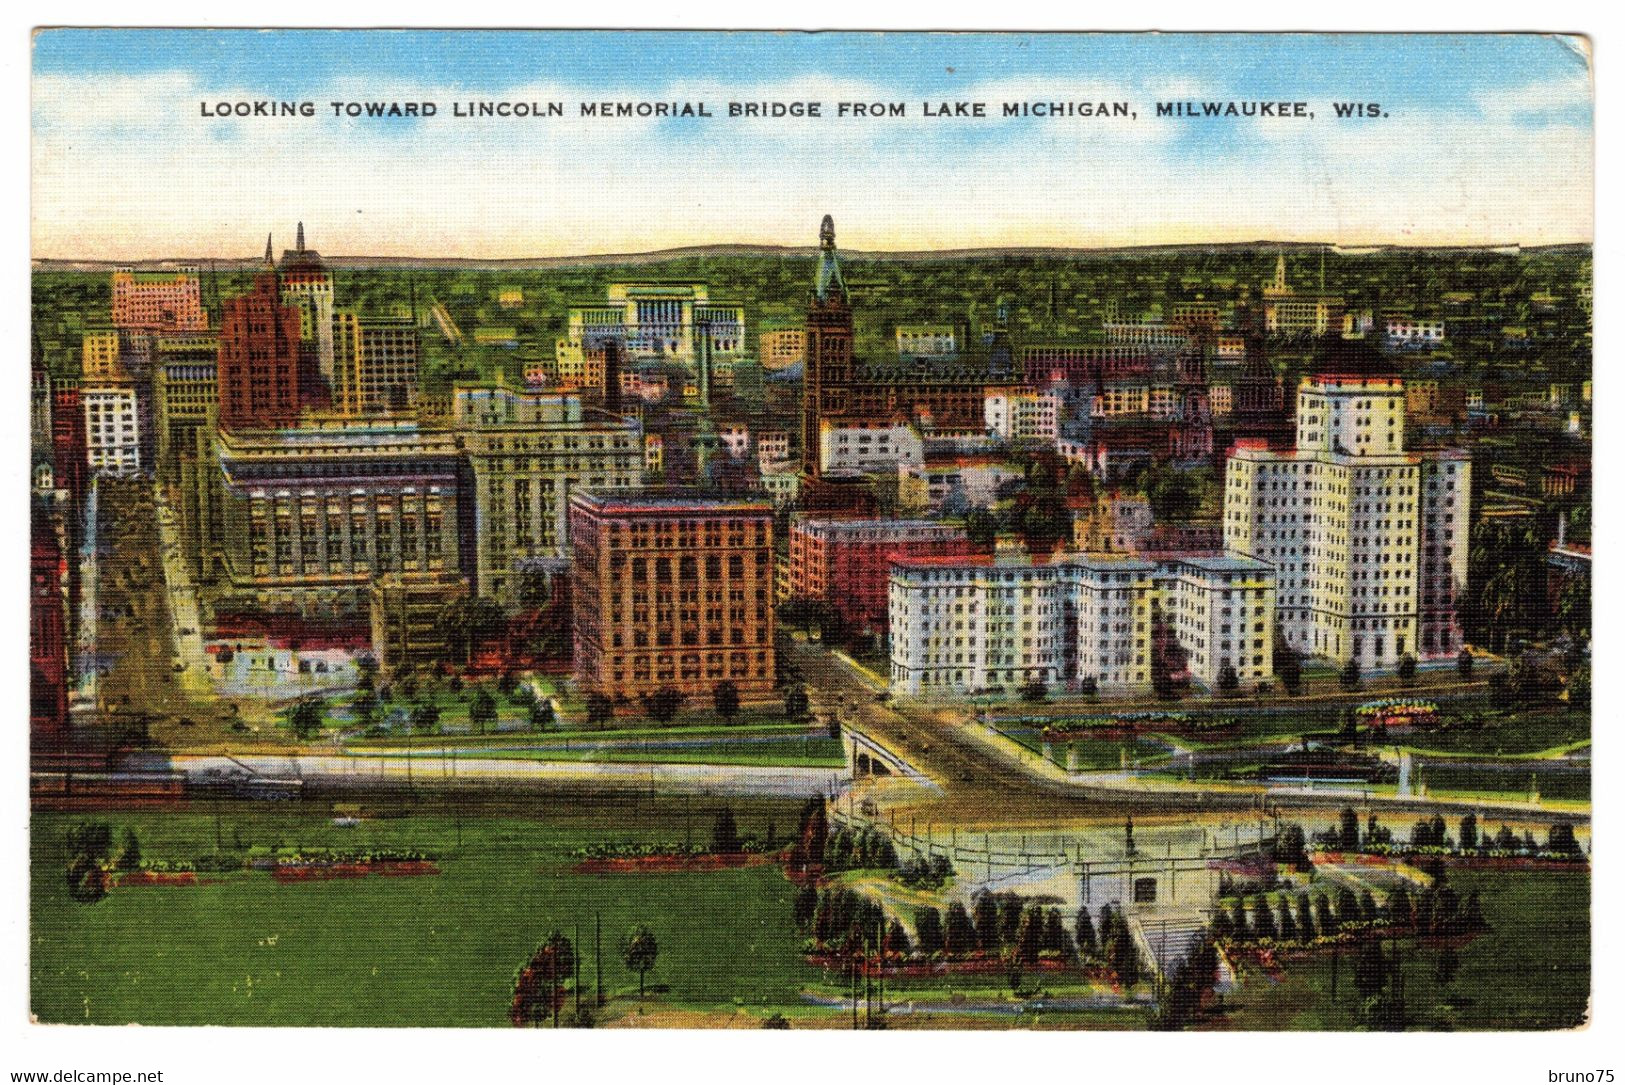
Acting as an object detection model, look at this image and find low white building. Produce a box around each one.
[820,420,924,474]
[984,387,1060,441]
[1384,317,1446,349]
[887,551,1275,697]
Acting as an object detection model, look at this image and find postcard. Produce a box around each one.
[28,28,1592,1034]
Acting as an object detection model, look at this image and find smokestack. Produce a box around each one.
[601,337,622,415]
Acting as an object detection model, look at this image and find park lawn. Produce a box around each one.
[1206,868,1589,1031]
[1393,706,1590,757]
[32,801,817,1027]
[998,729,1175,770]
[1419,762,1590,802]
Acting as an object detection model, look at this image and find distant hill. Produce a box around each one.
[30,240,1592,273]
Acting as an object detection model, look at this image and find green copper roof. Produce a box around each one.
[814,214,847,304]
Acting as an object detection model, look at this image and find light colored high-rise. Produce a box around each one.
[451,383,644,606]
[1223,356,1470,670]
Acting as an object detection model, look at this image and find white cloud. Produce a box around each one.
[30,64,1594,258]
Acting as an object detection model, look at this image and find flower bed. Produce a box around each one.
[1355,698,1439,730]
[1037,712,1230,741]
[113,870,200,887]
[571,851,779,875]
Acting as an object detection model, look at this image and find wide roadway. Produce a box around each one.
[782,638,1589,831]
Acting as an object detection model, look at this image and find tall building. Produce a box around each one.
[334,313,419,415]
[214,420,468,619]
[451,383,644,605]
[1223,339,1471,669]
[152,338,218,480]
[887,551,1275,697]
[111,267,208,332]
[788,517,978,637]
[31,501,70,745]
[81,378,142,475]
[801,214,854,480]
[278,223,336,403]
[570,489,775,700]
[81,331,124,380]
[216,240,305,431]
[50,383,88,504]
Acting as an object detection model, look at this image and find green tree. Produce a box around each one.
[713,680,741,720]
[783,686,809,718]
[1459,813,1479,852]
[1013,905,1044,966]
[511,931,576,1027]
[586,693,614,726]
[642,687,684,724]
[944,901,976,957]
[1396,653,1417,686]
[411,701,442,735]
[1457,648,1474,679]
[622,926,659,1002]
[1387,884,1413,929]
[1339,658,1362,692]
[1296,894,1316,939]
[915,906,945,956]
[1217,662,1239,695]
[711,806,741,853]
[1074,907,1098,957]
[964,507,1001,549]
[973,894,1001,951]
[1567,665,1590,710]
[1251,895,1277,940]
[1353,940,1388,1000]
[288,698,324,740]
[468,689,498,734]
[1276,628,1302,696]
[528,697,555,730]
[113,827,141,872]
[1339,806,1361,851]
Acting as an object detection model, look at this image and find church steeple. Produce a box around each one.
[813,214,848,305]
[296,221,306,253]
[263,233,275,268]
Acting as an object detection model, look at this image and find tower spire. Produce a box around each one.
[296,221,305,253]
[264,233,274,268]
[813,214,847,304]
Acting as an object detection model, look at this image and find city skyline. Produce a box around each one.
[33,31,1593,259]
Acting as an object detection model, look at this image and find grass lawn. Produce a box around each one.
[32,801,817,1027]
[999,729,1175,770]
[1209,868,1590,1031]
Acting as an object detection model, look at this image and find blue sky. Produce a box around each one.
[31,30,1593,257]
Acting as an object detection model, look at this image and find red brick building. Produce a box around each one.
[570,490,776,700]
[216,243,304,431]
[788,517,978,637]
[31,505,69,745]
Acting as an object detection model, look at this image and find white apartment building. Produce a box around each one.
[819,420,924,474]
[1224,372,1470,670]
[82,381,142,475]
[887,552,1275,697]
[983,387,1060,441]
[1384,317,1446,348]
[896,324,959,356]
